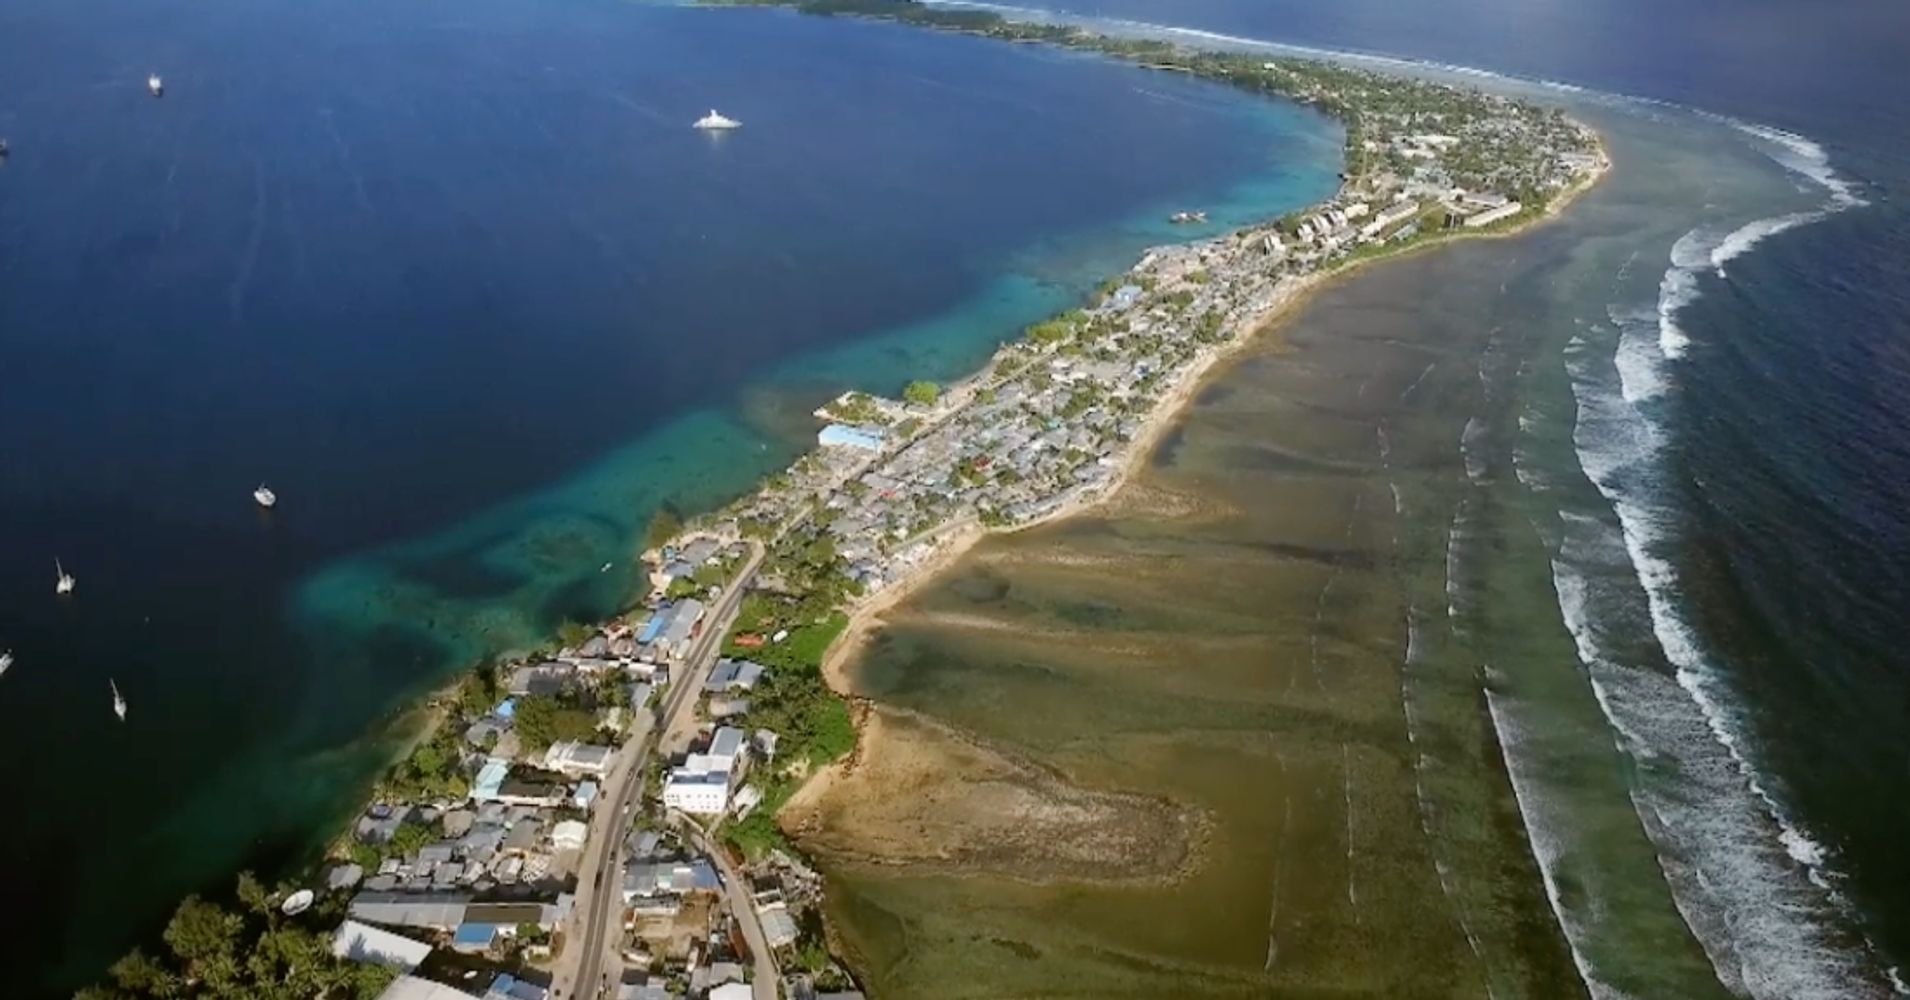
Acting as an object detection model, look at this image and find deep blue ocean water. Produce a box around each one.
[0,0,1341,992]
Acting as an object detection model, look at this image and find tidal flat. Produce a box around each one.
[787,98,1848,996]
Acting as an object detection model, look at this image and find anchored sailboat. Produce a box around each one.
[111,679,127,721]
[254,484,278,509]
[55,559,75,595]
[693,109,741,131]
[148,73,164,98]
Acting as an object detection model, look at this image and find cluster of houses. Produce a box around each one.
[684,64,1602,592]
[299,53,1597,1000]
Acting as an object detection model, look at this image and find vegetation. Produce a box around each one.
[77,874,396,1000]
[902,380,940,406]
[512,693,598,751]
[824,391,888,426]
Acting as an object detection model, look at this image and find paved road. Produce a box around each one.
[551,542,765,999]
[674,813,780,1000]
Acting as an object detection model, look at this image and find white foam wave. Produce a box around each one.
[1484,689,1637,1000]
[1555,310,1894,998]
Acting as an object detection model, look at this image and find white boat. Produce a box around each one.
[0,650,12,678]
[254,484,278,509]
[693,109,741,131]
[111,678,127,721]
[281,889,314,915]
[55,559,75,595]
[148,73,164,98]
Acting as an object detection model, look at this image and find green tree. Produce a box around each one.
[235,870,272,916]
[902,380,940,406]
[106,948,181,998]
[802,535,837,570]
[163,896,243,990]
[514,694,597,751]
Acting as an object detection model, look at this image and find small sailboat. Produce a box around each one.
[693,109,741,131]
[254,484,278,509]
[0,650,13,678]
[600,562,613,573]
[148,73,164,98]
[111,679,127,721]
[55,559,76,595]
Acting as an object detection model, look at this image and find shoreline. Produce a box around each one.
[71,7,1615,994]
[789,136,1611,836]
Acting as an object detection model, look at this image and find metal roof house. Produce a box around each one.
[331,919,434,971]
[348,892,471,931]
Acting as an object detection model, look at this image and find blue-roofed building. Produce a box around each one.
[484,974,550,1000]
[573,781,599,810]
[493,698,516,720]
[818,424,886,452]
[471,758,510,803]
[636,611,667,645]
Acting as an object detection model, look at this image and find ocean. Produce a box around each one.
[0,0,1340,993]
[800,1,1910,998]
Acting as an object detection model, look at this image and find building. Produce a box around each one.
[470,759,511,803]
[506,662,574,697]
[1465,201,1524,228]
[377,976,483,1000]
[1360,200,1420,240]
[704,659,765,692]
[622,859,720,901]
[660,768,731,815]
[757,903,799,949]
[552,819,588,851]
[348,892,471,931]
[332,919,434,972]
[543,740,614,777]
[817,424,886,452]
[484,974,551,1000]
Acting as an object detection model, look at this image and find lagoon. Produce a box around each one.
[0,0,1339,992]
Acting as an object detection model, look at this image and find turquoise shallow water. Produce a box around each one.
[0,0,1338,991]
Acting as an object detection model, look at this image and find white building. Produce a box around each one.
[551,819,588,851]
[332,920,434,972]
[542,740,614,777]
[661,768,732,815]
[661,727,749,815]
[1360,200,1420,240]
[1465,201,1524,228]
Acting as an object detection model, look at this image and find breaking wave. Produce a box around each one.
[1555,267,1897,997]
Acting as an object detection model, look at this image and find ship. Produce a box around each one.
[0,650,12,678]
[148,73,164,98]
[693,109,741,131]
[1168,210,1208,225]
[0,138,10,160]
[254,484,278,509]
[55,559,75,595]
[111,678,127,721]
